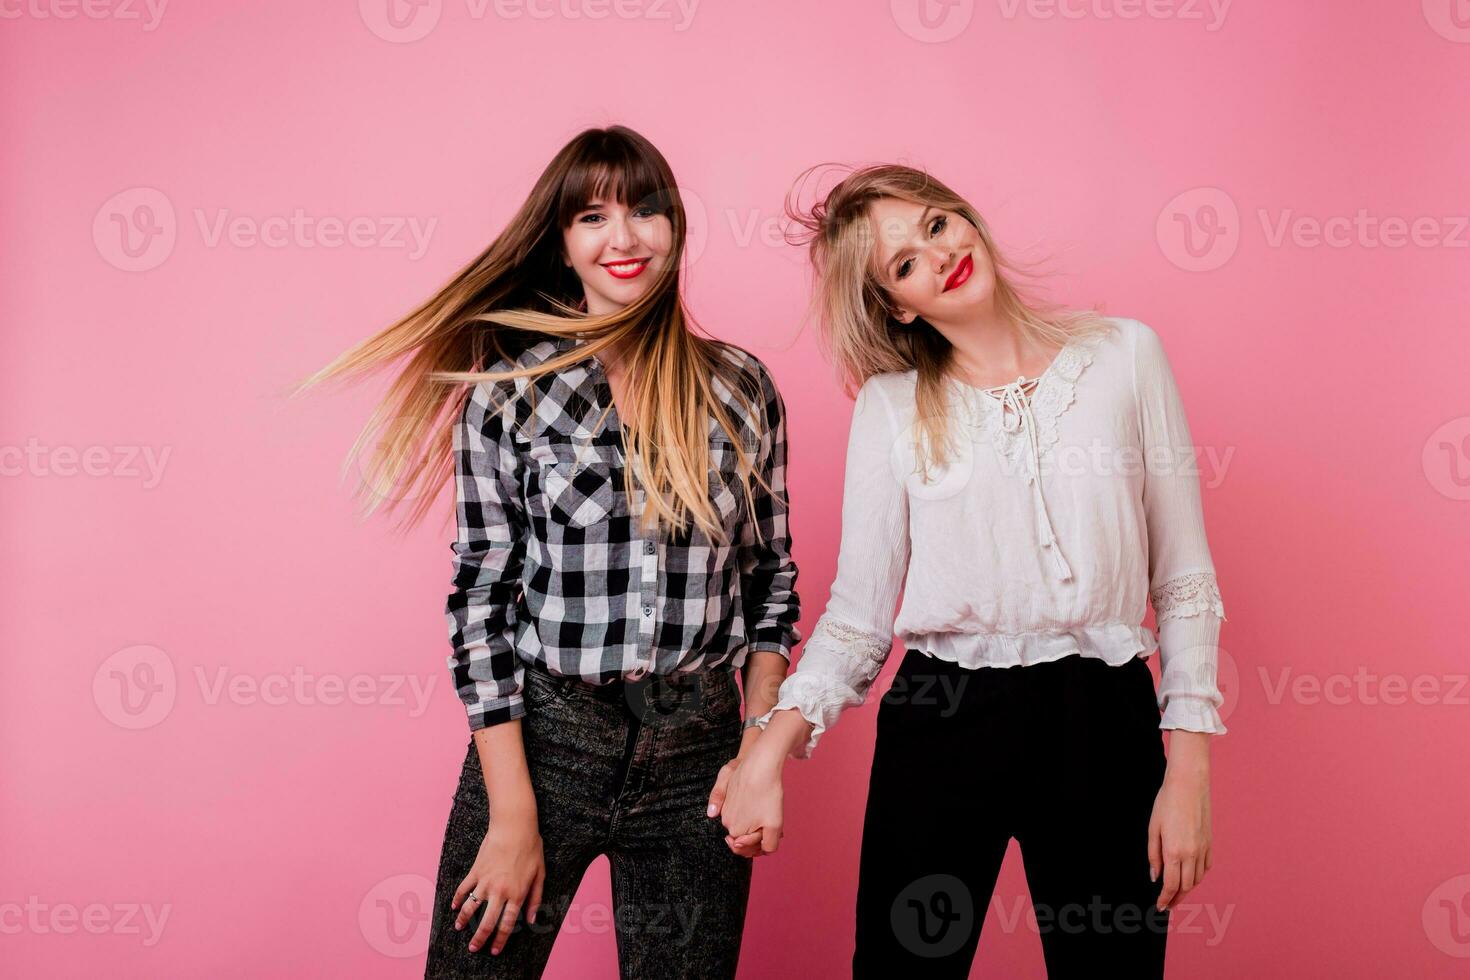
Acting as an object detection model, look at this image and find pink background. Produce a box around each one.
[5,0,1469,976]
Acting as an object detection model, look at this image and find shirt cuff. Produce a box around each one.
[1160,694,1227,734]
[465,694,526,732]
[751,671,863,759]
[747,640,793,660]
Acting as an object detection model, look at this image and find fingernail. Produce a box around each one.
[468,944,478,952]
[1149,868,1157,882]
[707,804,717,817]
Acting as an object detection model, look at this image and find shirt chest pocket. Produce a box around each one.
[707,438,753,528]
[526,439,622,528]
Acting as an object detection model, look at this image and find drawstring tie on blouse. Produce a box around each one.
[990,377,1074,582]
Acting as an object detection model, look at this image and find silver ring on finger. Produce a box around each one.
[465,894,480,904]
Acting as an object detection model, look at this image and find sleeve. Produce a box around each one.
[445,379,529,732]
[752,375,911,759]
[734,361,802,664]
[1132,322,1229,735]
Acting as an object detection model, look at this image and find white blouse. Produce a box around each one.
[754,317,1228,759]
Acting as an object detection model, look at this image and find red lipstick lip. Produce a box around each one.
[944,254,973,292]
[601,257,651,280]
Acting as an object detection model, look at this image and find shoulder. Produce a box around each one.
[464,334,567,427]
[711,339,779,395]
[853,370,916,428]
[1102,315,1165,360]
[708,340,789,434]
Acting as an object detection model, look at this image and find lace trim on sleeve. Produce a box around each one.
[1151,571,1226,624]
[810,614,892,674]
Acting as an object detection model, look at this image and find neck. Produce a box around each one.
[593,334,631,379]
[926,298,1032,381]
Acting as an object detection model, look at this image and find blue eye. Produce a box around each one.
[579,213,604,224]
[897,258,914,279]
[930,215,947,236]
[633,206,657,219]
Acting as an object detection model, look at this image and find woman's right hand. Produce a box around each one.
[452,806,545,956]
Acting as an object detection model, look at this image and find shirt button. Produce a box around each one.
[645,541,655,555]
[642,604,654,616]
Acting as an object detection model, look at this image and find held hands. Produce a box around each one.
[452,807,545,956]
[707,728,786,858]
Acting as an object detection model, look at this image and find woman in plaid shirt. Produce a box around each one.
[306,126,800,978]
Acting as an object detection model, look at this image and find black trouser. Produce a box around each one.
[854,650,1170,979]
[425,658,751,979]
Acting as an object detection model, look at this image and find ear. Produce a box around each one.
[892,306,918,325]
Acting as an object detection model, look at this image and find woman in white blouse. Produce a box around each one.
[710,165,1228,978]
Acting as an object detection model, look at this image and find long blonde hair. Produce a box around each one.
[294,126,768,543]
[786,163,1113,473]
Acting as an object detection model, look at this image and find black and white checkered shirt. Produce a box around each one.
[446,334,802,731]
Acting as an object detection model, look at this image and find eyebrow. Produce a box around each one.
[886,205,934,277]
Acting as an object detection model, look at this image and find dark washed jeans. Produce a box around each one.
[425,657,751,979]
[854,650,1172,979]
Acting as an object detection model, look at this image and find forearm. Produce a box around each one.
[734,651,789,756]
[471,721,537,820]
[740,650,789,719]
[1164,728,1211,783]
[748,705,815,769]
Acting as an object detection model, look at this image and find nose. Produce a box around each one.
[607,215,638,252]
[930,244,953,275]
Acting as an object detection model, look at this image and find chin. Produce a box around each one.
[961,271,995,306]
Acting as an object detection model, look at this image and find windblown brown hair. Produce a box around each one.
[293,126,770,544]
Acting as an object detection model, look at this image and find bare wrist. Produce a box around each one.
[1164,730,1211,781]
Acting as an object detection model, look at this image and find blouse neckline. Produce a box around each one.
[939,330,1109,583]
[945,335,1076,399]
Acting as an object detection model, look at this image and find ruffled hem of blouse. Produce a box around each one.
[910,622,1160,669]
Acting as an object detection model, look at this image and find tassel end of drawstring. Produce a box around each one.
[1043,541,1074,582]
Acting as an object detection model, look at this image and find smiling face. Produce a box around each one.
[867,196,995,327]
[562,197,674,316]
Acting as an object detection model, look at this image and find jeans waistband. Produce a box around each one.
[523,655,732,704]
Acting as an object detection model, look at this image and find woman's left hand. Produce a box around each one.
[1148,758,1212,912]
